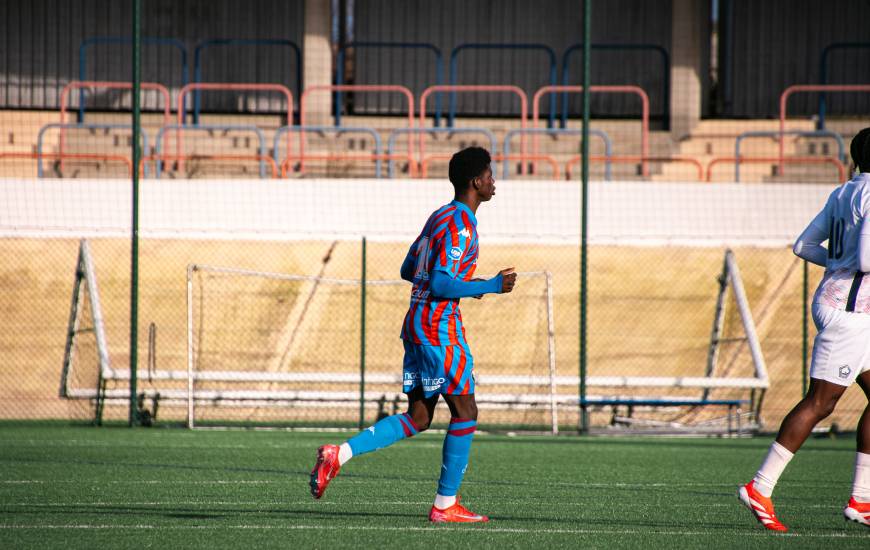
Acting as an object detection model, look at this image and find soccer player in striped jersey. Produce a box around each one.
[309,147,516,522]
[738,128,870,531]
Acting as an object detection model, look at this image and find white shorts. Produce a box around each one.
[810,303,870,386]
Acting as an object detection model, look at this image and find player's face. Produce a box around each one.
[473,167,496,201]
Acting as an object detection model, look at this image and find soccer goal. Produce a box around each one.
[184,264,559,432]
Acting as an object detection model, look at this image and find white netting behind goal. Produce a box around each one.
[186,265,556,430]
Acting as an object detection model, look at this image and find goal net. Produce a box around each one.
[186,264,557,431]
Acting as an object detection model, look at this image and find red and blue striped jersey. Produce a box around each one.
[401,200,479,346]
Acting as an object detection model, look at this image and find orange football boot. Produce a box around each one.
[737,481,788,532]
[843,496,870,526]
[309,444,341,499]
[429,496,489,523]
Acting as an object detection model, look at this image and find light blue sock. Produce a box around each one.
[437,418,477,497]
[346,412,419,457]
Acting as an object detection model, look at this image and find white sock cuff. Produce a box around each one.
[338,442,353,466]
[771,441,794,460]
[857,451,870,467]
[434,494,456,510]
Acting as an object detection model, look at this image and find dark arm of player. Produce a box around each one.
[400,247,416,282]
[429,269,503,299]
[792,212,828,268]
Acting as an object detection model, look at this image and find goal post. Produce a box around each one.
[185,263,558,431]
[60,239,114,423]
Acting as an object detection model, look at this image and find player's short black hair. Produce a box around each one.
[850,127,870,173]
[449,146,491,193]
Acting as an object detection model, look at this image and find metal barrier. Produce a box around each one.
[817,42,870,129]
[192,39,301,124]
[420,154,560,180]
[561,43,669,129]
[274,126,385,178]
[177,83,293,171]
[336,42,443,126]
[779,84,870,174]
[735,130,845,183]
[533,85,649,176]
[502,128,613,181]
[420,85,528,172]
[385,127,497,179]
[37,123,149,178]
[141,154,278,179]
[155,125,267,179]
[279,154,415,179]
[448,43,557,128]
[78,36,187,122]
[299,85,414,174]
[566,156,704,181]
[59,81,169,172]
[706,157,847,183]
[2,151,134,177]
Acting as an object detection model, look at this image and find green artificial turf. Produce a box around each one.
[0,424,867,549]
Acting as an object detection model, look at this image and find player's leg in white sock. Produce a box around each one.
[752,441,794,497]
[855,373,870,501]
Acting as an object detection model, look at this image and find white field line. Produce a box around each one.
[0,501,839,509]
[0,480,747,487]
[0,524,866,539]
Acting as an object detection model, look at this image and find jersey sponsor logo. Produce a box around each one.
[839,364,851,379]
[449,246,463,260]
[411,288,430,302]
[423,377,445,391]
[459,228,471,239]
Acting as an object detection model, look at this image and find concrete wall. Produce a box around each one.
[0,177,832,247]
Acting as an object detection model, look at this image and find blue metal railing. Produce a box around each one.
[386,128,497,179]
[561,43,670,129]
[155,124,267,179]
[336,42,443,127]
[37,123,149,178]
[78,36,188,122]
[273,126,384,178]
[817,42,870,130]
[734,130,845,182]
[192,39,302,124]
[448,43,558,128]
[501,128,613,181]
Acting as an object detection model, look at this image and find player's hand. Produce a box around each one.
[498,268,517,294]
[470,278,485,299]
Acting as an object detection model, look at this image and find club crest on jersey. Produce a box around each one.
[449,246,463,260]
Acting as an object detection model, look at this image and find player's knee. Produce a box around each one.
[408,412,431,432]
[806,394,838,419]
[457,400,478,422]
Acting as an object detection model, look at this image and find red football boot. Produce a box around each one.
[429,496,489,523]
[843,496,870,526]
[309,444,341,499]
[737,481,788,532]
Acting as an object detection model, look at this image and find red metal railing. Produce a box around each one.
[141,154,278,179]
[1,151,133,177]
[707,156,846,183]
[779,84,870,175]
[280,154,417,178]
[419,153,559,179]
[298,85,415,174]
[177,83,294,171]
[59,80,171,171]
[419,85,528,171]
[535,85,650,177]
[565,155,702,181]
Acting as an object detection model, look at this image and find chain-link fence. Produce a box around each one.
[2,0,869,433]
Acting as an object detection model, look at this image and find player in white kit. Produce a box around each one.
[738,128,870,531]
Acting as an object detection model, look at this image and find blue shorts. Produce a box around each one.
[402,340,475,397]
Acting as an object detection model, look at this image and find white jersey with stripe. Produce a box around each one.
[811,173,870,314]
